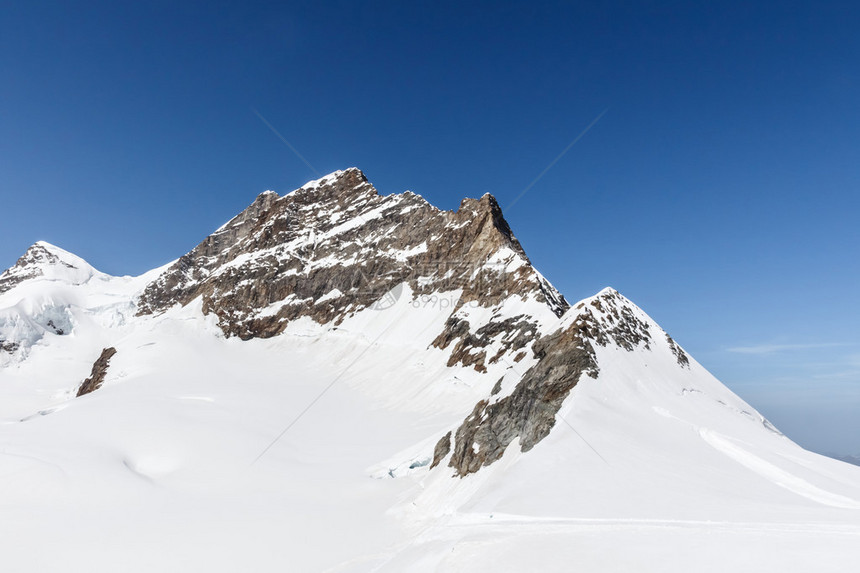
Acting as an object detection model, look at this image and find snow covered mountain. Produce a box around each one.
[1,168,858,572]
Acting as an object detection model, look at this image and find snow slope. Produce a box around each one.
[1,177,859,572]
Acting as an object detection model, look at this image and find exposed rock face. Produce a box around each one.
[430,431,452,469]
[77,347,117,397]
[447,320,598,476]
[571,289,652,351]
[137,169,567,357]
[431,315,539,373]
[666,334,690,367]
[0,339,20,354]
[45,320,65,335]
[445,288,656,477]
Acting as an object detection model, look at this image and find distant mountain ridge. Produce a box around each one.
[831,454,860,467]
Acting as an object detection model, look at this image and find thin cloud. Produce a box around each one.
[726,343,853,355]
[811,369,860,381]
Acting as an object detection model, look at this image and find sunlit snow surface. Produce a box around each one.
[1,243,859,572]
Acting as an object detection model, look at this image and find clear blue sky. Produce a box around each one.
[2,1,858,456]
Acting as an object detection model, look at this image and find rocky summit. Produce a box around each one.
[138,168,566,363]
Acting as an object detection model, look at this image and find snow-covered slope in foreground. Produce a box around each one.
[1,170,859,572]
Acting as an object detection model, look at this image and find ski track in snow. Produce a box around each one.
[440,512,860,533]
[652,405,860,509]
[699,428,860,510]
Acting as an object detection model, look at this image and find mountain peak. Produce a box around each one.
[465,193,521,252]
[29,240,73,260]
[0,242,98,295]
[138,168,567,340]
[24,241,95,272]
[457,192,500,212]
[291,167,373,199]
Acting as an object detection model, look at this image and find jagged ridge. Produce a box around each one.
[137,168,567,370]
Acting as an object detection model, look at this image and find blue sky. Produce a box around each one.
[2,1,858,455]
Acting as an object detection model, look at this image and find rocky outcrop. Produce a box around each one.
[571,289,652,351]
[431,315,539,372]
[0,339,20,354]
[46,320,65,336]
[447,321,599,476]
[76,347,117,397]
[666,334,690,367]
[137,169,567,367]
[445,288,656,477]
[430,431,452,469]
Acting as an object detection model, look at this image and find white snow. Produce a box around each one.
[316,288,343,303]
[0,246,859,572]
